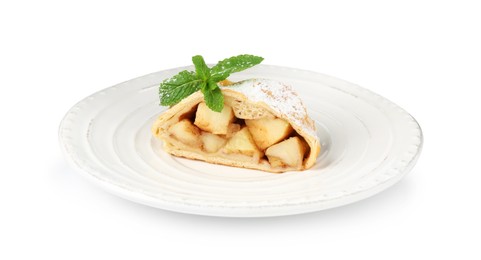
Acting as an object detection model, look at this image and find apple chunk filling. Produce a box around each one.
[200,132,226,153]
[245,118,293,150]
[265,137,308,169]
[167,100,309,169]
[168,119,202,148]
[194,102,235,134]
[223,127,263,160]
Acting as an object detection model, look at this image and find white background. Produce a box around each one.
[1,0,480,259]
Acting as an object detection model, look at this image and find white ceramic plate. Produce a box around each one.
[59,65,422,217]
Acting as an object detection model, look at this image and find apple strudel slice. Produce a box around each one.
[152,79,320,173]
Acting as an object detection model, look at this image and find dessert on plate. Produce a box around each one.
[151,55,320,173]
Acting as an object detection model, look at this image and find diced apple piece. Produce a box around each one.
[223,127,263,159]
[201,132,226,153]
[266,156,285,168]
[194,102,235,134]
[265,137,307,168]
[245,117,293,150]
[168,119,201,147]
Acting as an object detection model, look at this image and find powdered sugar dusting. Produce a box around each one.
[225,79,317,138]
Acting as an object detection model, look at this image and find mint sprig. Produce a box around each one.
[210,55,264,82]
[159,54,264,112]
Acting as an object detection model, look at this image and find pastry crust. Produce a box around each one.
[152,79,320,173]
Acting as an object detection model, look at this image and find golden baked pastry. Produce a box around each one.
[152,79,320,173]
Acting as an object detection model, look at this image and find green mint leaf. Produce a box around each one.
[202,86,224,112]
[207,79,219,90]
[192,55,210,81]
[159,70,202,106]
[199,81,207,92]
[210,54,264,82]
